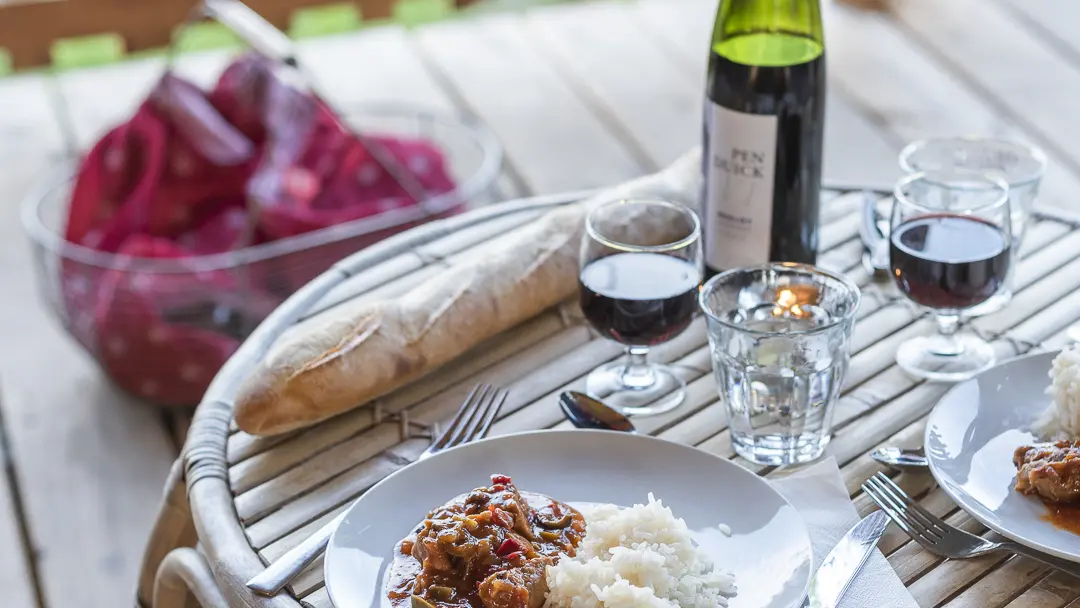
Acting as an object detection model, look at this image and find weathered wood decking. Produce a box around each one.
[2,0,1080,605]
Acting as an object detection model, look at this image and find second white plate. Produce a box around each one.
[926,349,1080,563]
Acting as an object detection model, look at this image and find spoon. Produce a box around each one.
[559,391,637,433]
[871,446,928,469]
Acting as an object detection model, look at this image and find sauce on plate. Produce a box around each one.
[1041,502,1080,536]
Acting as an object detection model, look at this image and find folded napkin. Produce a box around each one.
[770,457,918,608]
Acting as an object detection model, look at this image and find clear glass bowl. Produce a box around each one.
[21,103,503,407]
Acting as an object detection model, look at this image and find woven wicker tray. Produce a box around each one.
[136,185,1080,608]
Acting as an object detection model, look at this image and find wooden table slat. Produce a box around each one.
[944,556,1057,608]
[1001,569,1080,608]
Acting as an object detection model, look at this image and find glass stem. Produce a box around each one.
[931,313,965,357]
[620,346,657,390]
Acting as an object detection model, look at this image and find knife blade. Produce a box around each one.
[859,190,890,276]
[804,510,890,608]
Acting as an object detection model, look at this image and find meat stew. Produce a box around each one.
[1015,440,1080,536]
[1014,440,1080,504]
[386,474,586,608]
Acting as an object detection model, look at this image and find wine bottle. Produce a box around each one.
[702,0,826,273]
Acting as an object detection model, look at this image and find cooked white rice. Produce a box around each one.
[1035,346,1080,440]
[544,494,737,608]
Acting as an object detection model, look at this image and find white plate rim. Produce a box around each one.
[323,428,814,608]
[924,348,1080,563]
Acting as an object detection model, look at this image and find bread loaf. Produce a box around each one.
[234,149,702,436]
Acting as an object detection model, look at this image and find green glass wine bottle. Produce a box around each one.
[701,0,826,274]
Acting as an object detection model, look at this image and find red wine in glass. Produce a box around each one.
[890,213,1011,310]
[579,252,701,347]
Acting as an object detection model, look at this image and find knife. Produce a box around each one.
[859,190,890,276]
[803,511,890,608]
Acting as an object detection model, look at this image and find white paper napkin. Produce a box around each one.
[770,457,919,608]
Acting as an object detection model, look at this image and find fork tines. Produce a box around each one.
[862,471,956,552]
[433,383,509,450]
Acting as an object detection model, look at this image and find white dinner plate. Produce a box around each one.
[324,429,812,608]
[926,349,1080,563]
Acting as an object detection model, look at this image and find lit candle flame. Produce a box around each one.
[773,288,809,319]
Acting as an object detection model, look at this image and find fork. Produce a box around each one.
[246,383,509,596]
[862,472,1080,577]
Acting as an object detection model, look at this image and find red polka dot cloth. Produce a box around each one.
[61,53,461,407]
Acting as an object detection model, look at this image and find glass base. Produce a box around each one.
[960,288,1013,319]
[585,361,685,417]
[732,429,830,466]
[896,333,996,382]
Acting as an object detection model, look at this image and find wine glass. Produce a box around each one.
[890,170,1012,382]
[579,198,703,416]
[899,137,1047,317]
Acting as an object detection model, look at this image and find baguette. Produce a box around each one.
[234,149,703,436]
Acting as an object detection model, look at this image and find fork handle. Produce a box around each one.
[246,511,347,596]
[999,541,1080,578]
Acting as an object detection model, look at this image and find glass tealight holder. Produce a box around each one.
[699,263,861,466]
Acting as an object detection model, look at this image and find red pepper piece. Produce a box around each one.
[506,551,523,561]
[491,474,512,485]
[496,537,523,557]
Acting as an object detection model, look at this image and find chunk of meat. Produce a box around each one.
[472,475,536,540]
[411,513,529,577]
[1014,440,1080,503]
[388,475,586,608]
[477,556,552,608]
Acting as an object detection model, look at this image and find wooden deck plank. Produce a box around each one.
[296,25,525,203]
[54,51,234,151]
[0,206,179,605]
[0,73,66,159]
[0,77,178,606]
[410,11,652,194]
[0,385,38,608]
[889,0,1080,198]
[824,0,1080,212]
[993,0,1080,64]
[299,26,458,111]
[13,1,1080,605]
[53,57,164,151]
[525,0,700,170]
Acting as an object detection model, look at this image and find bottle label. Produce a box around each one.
[703,102,778,270]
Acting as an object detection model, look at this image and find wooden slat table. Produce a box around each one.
[9,0,1080,604]
[138,179,1080,607]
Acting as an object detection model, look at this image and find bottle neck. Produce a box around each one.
[712,0,824,59]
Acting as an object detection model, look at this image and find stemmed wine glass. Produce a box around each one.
[890,169,1012,382]
[579,198,703,416]
[899,137,1047,317]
